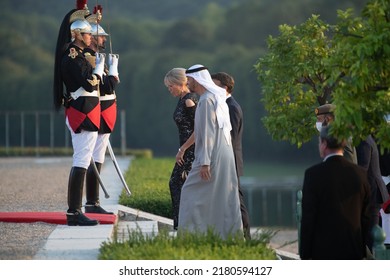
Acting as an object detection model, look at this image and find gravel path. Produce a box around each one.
[0,157,70,260]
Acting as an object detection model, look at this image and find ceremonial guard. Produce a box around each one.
[53,0,106,226]
[83,6,120,214]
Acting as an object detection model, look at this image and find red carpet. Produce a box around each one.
[0,212,116,225]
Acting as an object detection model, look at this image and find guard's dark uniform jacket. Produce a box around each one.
[61,44,101,133]
[84,48,119,134]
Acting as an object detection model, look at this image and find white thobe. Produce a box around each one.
[178,91,243,239]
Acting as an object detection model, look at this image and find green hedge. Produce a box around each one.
[99,229,276,260]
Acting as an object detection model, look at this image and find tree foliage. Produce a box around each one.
[255,0,390,149]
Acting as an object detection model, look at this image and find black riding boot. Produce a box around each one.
[66,167,99,226]
[85,162,113,215]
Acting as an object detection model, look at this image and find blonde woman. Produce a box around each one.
[164,68,198,230]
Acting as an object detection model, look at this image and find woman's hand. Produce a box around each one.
[176,148,185,166]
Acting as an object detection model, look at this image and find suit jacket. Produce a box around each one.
[377,144,390,176]
[356,135,389,204]
[344,141,357,164]
[300,155,371,260]
[226,96,244,176]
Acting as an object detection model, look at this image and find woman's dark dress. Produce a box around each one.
[169,92,198,229]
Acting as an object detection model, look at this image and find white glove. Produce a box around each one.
[93,53,106,78]
[108,54,119,77]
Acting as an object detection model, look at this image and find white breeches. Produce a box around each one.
[92,133,110,164]
[66,117,98,169]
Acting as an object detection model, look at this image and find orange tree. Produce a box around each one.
[254,0,390,149]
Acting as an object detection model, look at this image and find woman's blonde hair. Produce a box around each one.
[164,68,188,87]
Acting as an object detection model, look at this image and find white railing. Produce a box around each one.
[0,110,127,156]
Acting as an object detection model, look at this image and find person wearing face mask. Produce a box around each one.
[300,125,371,259]
[315,104,357,164]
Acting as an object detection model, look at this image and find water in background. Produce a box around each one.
[241,160,316,228]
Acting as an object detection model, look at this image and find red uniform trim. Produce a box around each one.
[88,103,101,128]
[383,199,390,213]
[101,102,117,131]
[66,107,87,132]
[66,103,101,133]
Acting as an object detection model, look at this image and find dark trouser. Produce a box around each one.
[367,203,381,253]
[238,177,251,240]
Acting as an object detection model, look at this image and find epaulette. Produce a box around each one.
[68,48,79,59]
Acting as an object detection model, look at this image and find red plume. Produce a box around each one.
[93,5,103,15]
[76,0,88,10]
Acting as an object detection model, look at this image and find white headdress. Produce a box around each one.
[186,64,232,145]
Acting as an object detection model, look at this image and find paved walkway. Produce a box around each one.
[34,157,134,259]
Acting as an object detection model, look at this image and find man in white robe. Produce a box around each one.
[178,64,244,239]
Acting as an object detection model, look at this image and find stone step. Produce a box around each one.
[115,220,159,242]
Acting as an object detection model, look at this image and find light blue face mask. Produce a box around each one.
[316,122,323,132]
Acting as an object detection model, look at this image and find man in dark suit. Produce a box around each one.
[356,134,389,252]
[211,72,251,240]
[300,125,371,260]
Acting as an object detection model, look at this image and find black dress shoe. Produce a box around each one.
[85,204,114,215]
[66,210,99,226]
